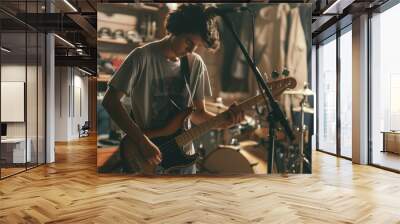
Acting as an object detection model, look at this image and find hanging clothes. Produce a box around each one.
[253,3,290,80]
[283,6,309,122]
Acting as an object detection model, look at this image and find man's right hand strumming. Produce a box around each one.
[140,135,162,165]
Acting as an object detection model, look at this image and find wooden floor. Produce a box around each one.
[1,167,26,178]
[373,150,400,171]
[1,135,400,223]
[1,163,45,178]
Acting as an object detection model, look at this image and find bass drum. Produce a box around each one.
[202,141,267,174]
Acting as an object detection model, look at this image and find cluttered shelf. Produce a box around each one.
[97,1,167,79]
[98,38,143,54]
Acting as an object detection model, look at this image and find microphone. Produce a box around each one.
[205,6,249,15]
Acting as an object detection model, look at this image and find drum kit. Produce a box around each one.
[195,83,314,174]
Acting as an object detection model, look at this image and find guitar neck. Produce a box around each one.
[175,94,264,147]
[175,77,296,147]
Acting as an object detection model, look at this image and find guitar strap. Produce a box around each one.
[180,55,194,109]
[180,55,190,84]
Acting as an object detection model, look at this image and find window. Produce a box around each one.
[0,1,47,179]
[370,3,400,171]
[339,27,352,158]
[317,35,337,154]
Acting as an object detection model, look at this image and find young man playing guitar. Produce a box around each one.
[102,4,245,174]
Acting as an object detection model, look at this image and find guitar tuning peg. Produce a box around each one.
[271,70,280,79]
[282,68,290,77]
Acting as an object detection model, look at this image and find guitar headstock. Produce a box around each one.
[267,77,297,97]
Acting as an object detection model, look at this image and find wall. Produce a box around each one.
[55,67,89,141]
[1,65,36,137]
[1,62,46,164]
[55,67,68,141]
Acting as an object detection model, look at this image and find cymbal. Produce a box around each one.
[293,106,314,114]
[283,88,314,96]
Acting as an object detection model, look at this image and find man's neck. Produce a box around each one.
[159,36,179,62]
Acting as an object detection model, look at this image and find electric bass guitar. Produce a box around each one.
[120,77,297,174]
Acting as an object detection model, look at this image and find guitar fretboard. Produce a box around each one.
[175,94,266,146]
[174,77,296,147]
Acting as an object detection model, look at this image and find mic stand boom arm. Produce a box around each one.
[217,13,295,172]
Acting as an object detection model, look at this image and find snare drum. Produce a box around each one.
[202,141,267,174]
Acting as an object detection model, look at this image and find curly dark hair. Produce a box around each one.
[165,4,220,50]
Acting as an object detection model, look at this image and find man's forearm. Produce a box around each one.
[102,89,144,143]
[191,108,241,129]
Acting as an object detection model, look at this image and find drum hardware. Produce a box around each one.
[260,88,311,174]
[195,143,207,173]
[285,142,311,174]
[229,125,242,137]
[280,82,314,173]
[230,137,239,146]
[297,83,313,173]
[198,143,206,158]
[272,141,290,173]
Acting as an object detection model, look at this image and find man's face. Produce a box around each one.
[171,33,204,57]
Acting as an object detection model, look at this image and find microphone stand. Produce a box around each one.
[217,12,295,174]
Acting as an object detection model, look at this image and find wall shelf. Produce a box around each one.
[98,3,161,16]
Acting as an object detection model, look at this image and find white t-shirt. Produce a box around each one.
[108,41,212,153]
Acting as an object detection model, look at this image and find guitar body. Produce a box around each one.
[120,130,199,174]
[151,129,199,171]
[119,108,198,174]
